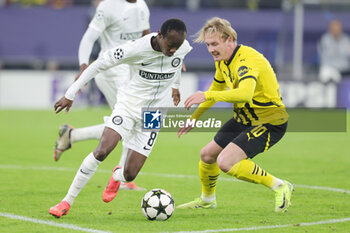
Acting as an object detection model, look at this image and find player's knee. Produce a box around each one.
[123,167,136,182]
[200,147,216,164]
[93,148,109,161]
[217,156,232,173]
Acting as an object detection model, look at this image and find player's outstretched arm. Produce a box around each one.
[76,26,101,92]
[75,64,88,81]
[54,97,73,114]
[73,64,89,94]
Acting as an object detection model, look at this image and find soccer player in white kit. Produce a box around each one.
[53,0,150,190]
[49,18,192,218]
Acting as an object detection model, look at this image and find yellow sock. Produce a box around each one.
[226,159,276,189]
[199,160,220,198]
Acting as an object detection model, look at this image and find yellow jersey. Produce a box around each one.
[195,45,288,126]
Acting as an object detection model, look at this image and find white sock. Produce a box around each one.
[118,146,129,167]
[70,124,104,143]
[272,178,285,190]
[112,166,127,183]
[63,153,101,205]
[201,194,216,203]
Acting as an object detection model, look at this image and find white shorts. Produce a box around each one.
[105,105,158,157]
[95,64,130,108]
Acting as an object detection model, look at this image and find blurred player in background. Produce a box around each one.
[53,0,150,191]
[49,18,191,218]
[177,17,293,213]
[318,19,350,82]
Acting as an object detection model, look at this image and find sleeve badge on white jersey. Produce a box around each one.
[113,48,124,60]
[96,10,104,20]
[112,116,123,125]
[171,57,181,67]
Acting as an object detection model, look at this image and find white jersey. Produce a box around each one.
[109,33,192,112]
[89,0,150,55]
[79,0,150,107]
[66,33,192,111]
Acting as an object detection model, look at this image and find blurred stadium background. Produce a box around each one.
[1,2,350,232]
[0,0,350,109]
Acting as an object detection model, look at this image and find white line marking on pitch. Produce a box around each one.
[0,212,112,233]
[168,217,350,233]
[1,164,350,233]
[1,164,349,194]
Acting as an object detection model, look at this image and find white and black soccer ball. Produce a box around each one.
[113,48,124,60]
[141,188,175,221]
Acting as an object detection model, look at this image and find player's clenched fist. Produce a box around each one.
[54,97,73,114]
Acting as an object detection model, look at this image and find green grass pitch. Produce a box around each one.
[0,108,350,233]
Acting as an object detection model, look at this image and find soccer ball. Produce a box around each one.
[141,188,175,221]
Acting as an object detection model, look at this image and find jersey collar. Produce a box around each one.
[225,44,241,66]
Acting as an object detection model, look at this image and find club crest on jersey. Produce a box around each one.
[171,58,181,67]
[238,66,249,77]
[112,116,123,125]
[114,48,124,60]
[143,110,161,129]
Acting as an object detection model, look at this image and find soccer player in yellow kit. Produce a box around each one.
[177,17,293,213]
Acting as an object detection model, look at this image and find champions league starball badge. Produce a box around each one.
[114,48,124,60]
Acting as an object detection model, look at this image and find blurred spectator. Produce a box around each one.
[47,0,73,9]
[7,0,73,8]
[318,20,350,83]
[8,0,47,7]
[73,0,90,5]
[4,0,285,8]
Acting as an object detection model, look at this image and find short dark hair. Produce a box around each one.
[160,18,187,37]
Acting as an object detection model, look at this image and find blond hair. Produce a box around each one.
[194,17,237,43]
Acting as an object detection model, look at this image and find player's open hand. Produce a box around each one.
[177,124,193,138]
[184,91,206,110]
[54,97,73,114]
[172,88,181,106]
